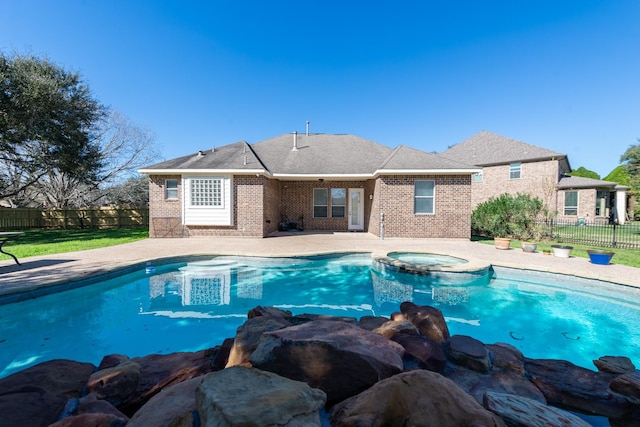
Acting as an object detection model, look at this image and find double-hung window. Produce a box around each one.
[564,191,578,216]
[313,188,328,217]
[509,163,521,179]
[331,188,346,218]
[165,179,178,200]
[190,178,223,207]
[414,180,435,214]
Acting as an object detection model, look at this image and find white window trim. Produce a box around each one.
[510,163,522,179]
[472,171,483,183]
[564,190,579,216]
[165,178,178,200]
[414,180,435,215]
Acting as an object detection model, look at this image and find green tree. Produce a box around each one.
[0,52,104,203]
[620,140,640,201]
[604,165,631,187]
[568,166,600,180]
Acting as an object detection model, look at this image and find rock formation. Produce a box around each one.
[1,303,638,426]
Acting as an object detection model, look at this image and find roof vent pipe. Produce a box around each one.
[306,121,310,136]
[292,131,298,151]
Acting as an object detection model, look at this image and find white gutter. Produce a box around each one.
[138,168,268,175]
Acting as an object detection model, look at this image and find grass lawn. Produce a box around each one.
[0,228,148,261]
[474,237,640,268]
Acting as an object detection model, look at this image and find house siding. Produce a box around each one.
[371,175,471,238]
[471,160,560,212]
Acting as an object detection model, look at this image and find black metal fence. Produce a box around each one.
[547,219,640,250]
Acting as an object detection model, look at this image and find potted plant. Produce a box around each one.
[551,245,573,258]
[586,249,615,265]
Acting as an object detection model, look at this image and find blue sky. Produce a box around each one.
[1,1,639,177]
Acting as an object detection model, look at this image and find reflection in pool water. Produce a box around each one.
[0,253,638,379]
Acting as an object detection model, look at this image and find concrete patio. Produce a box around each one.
[1,232,639,303]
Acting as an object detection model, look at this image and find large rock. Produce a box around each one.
[391,332,446,373]
[247,305,292,319]
[196,366,326,426]
[48,412,126,427]
[483,391,592,427]
[471,371,546,404]
[0,359,95,427]
[86,360,141,406]
[399,301,450,343]
[127,376,205,427]
[444,363,545,405]
[610,370,640,400]
[593,356,636,374]
[250,319,404,405]
[225,315,291,368]
[448,334,491,373]
[118,349,218,416]
[372,319,419,339]
[330,370,505,426]
[525,358,635,419]
[56,393,128,425]
[358,315,389,331]
[487,343,525,376]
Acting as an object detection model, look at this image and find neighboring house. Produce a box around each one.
[441,131,629,224]
[139,132,479,238]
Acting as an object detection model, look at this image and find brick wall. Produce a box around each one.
[148,174,472,238]
[373,175,472,238]
[279,180,371,231]
[148,175,183,237]
[472,160,560,212]
[263,178,281,235]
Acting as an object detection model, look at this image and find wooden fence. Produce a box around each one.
[0,207,149,229]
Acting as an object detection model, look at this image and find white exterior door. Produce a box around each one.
[348,188,364,231]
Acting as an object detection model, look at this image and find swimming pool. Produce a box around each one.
[1,253,638,379]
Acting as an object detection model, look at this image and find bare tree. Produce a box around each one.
[30,108,160,207]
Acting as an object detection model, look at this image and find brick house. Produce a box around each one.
[139,132,479,238]
[441,131,630,223]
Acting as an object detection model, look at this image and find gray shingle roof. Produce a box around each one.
[557,176,618,189]
[141,141,265,171]
[251,133,393,175]
[441,131,567,166]
[140,133,477,176]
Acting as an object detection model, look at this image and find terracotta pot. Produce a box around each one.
[494,237,511,250]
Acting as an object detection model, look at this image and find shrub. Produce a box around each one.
[471,193,549,240]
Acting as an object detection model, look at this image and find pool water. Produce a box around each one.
[387,252,468,265]
[1,253,639,379]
